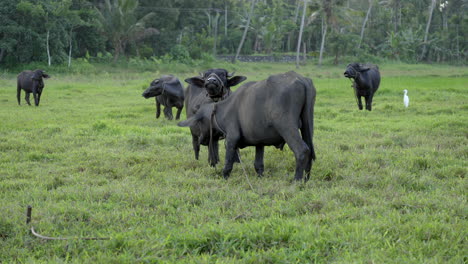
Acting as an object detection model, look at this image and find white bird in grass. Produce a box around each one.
[403,89,409,108]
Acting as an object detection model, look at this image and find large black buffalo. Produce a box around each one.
[344,63,380,111]
[17,69,50,106]
[184,69,246,166]
[178,71,316,181]
[142,75,185,120]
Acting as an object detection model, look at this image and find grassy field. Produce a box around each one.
[0,62,467,263]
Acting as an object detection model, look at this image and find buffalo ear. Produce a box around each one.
[178,112,205,127]
[177,116,198,127]
[227,76,247,87]
[185,76,204,87]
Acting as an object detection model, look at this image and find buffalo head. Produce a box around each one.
[185,69,246,101]
[32,69,49,93]
[142,78,164,99]
[142,75,184,99]
[32,69,50,80]
[344,63,370,79]
[178,103,221,145]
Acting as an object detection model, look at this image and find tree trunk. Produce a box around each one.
[213,11,220,56]
[205,11,212,35]
[224,3,228,36]
[135,41,140,58]
[0,48,5,63]
[113,39,121,63]
[287,0,301,53]
[420,0,436,61]
[293,0,301,23]
[302,41,306,62]
[318,16,327,66]
[68,29,73,68]
[357,0,372,49]
[46,30,51,66]
[296,0,307,69]
[254,35,260,53]
[456,24,460,63]
[233,0,256,63]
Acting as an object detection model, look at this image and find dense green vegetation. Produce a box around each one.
[0,62,466,262]
[1,0,467,66]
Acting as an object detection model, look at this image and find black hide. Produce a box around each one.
[179,71,316,181]
[17,69,50,106]
[142,75,185,120]
[184,69,246,166]
[344,63,381,111]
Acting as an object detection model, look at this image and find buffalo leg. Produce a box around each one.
[17,88,21,105]
[300,132,314,182]
[357,96,363,110]
[37,92,42,106]
[223,138,239,179]
[279,128,310,181]
[163,107,173,120]
[365,94,373,111]
[192,134,200,160]
[208,140,220,167]
[156,99,161,119]
[175,107,182,120]
[33,91,39,106]
[25,93,31,106]
[254,146,264,177]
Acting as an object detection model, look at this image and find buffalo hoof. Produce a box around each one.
[222,170,231,179]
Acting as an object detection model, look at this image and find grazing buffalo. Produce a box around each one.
[17,69,50,106]
[178,71,316,181]
[344,63,380,111]
[184,69,246,166]
[142,75,185,120]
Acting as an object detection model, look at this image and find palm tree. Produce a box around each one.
[233,0,257,63]
[379,0,402,33]
[296,0,308,69]
[96,0,157,62]
[306,0,349,66]
[357,0,373,49]
[420,0,437,61]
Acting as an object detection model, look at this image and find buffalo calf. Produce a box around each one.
[142,75,185,120]
[17,69,50,106]
[184,69,246,166]
[344,63,380,111]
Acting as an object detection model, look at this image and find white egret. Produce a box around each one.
[403,89,409,108]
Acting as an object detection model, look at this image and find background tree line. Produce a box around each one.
[0,0,466,67]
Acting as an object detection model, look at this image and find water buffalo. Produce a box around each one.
[344,63,380,111]
[184,69,246,166]
[17,69,50,106]
[178,71,316,181]
[142,75,185,120]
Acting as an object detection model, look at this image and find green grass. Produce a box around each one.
[0,62,467,263]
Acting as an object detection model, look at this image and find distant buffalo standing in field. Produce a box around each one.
[178,71,316,181]
[344,63,380,111]
[184,69,246,166]
[17,69,50,106]
[142,75,185,120]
